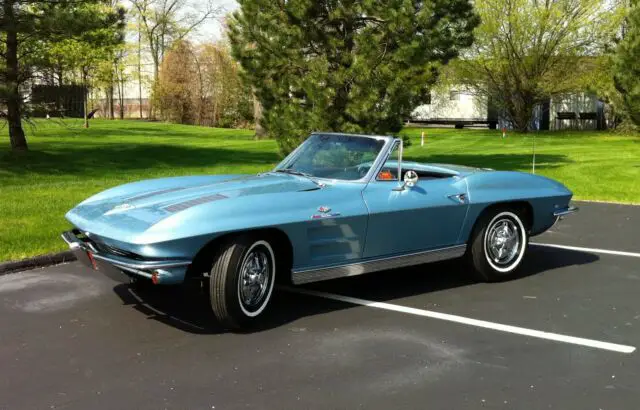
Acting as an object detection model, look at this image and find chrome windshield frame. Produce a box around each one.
[367,138,404,185]
[272,132,397,184]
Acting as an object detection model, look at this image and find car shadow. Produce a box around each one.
[112,245,599,335]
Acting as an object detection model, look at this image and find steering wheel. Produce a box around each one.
[354,163,371,178]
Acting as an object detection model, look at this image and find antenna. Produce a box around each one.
[532,102,548,174]
[532,131,536,174]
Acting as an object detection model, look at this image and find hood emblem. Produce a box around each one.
[318,206,331,213]
[115,203,135,210]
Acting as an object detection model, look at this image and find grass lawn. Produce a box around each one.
[1,119,639,262]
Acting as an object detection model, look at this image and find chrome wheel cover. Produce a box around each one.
[483,212,526,273]
[237,242,274,316]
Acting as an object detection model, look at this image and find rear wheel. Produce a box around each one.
[209,235,276,330]
[468,209,529,282]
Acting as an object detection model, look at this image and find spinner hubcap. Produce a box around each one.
[238,247,271,311]
[486,218,521,266]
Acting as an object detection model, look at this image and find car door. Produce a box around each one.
[361,153,469,259]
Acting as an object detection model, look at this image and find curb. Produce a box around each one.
[574,199,640,207]
[0,251,77,276]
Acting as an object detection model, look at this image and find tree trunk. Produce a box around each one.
[104,89,111,119]
[513,104,534,132]
[506,92,535,132]
[4,0,28,151]
[83,69,89,128]
[149,57,160,120]
[118,72,125,120]
[138,21,144,119]
[109,84,115,119]
[56,67,64,115]
[253,91,266,139]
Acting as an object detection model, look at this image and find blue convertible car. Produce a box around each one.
[63,133,577,329]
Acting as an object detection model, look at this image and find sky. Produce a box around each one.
[193,0,239,42]
[121,0,239,43]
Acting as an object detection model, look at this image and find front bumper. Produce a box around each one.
[61,230,191,284]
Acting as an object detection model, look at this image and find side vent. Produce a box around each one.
[164,194,228,213]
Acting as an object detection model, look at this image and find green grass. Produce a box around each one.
[400,126,640,203]
[1,119,639,262]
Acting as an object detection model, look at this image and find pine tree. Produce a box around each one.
[614,1,640,127]
[229,0,479,154]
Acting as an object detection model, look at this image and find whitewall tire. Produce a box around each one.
[209,235,276,330]
[468,208,529,282]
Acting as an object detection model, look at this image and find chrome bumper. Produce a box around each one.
[61,230,191,284]
[553,206,579,217]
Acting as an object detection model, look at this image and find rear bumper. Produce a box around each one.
[553,206,579,217]
[546,205,579,232]
[61,230,191,284]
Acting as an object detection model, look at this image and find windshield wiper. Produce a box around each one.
[274,169,323,187]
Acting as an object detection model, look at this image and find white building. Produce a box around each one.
[411,88,606,130]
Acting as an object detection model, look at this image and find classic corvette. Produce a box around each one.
[62,132,577,329]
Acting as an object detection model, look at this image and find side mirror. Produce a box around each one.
[404,170,419,187]
[393,170,419,191]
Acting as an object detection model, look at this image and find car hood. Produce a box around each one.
[66,173,319,241]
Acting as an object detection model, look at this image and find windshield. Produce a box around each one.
[275,134,387,181]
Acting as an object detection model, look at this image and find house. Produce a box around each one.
[410,88,607,130]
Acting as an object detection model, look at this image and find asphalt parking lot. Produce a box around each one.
[1,201,639,410]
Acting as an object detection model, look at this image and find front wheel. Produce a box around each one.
[209,235,276,330]
[467,209,529,282]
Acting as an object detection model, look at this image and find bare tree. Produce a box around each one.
[155,41,253,128]
[130,0,223,118]
[137,19,144,119]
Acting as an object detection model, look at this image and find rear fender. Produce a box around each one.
[458,171,573,242]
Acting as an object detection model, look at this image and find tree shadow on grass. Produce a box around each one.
[112,245,598,335]
[0,144,281,179]
[1,149,570,181]
[26,119,256,140]
[405,153,572,171]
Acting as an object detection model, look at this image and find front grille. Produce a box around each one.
[93,241,146,261]
[72,229,153,262]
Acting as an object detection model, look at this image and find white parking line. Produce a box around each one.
[533,243,640,258]
[285,288,636,354]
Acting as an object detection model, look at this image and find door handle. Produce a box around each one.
[447,193,467,204]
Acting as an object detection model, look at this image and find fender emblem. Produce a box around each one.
[312,206,340,219]
[311,213,341,220]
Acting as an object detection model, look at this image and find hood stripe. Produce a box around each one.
[164,193,228,213]
[126,187,187,202]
